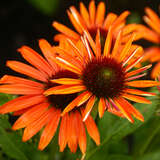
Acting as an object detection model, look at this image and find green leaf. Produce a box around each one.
[133,116,160,156]
[0,115,45,160]
[27,0,59,16]
[137,150,160,160]
[107,154,134,160]
[85,88,159,159]
[0,93,16,106]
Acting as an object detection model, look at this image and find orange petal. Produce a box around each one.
[58,113,69,152]
[68,112,78,153]
[151,62,160,79]
[89,0,96,25]
[53,22,80,40]
[0,75,44,88]
[103,13,117,29]
[51,78,83,85]
[0,84,44,95]
[124,55,144,72]
[125,80,160,87]
[113,98,134,123]
[67,10,83,34]
[95,29,101,57]
[76,111,86,154]
[6,61,47,82]
[44,84,85,96]
[83,95,96,121]
[12,102,50,130]
[38,109,61,150]
[0,95,46,114]
[69,6,87,31]
[18,46,53,77]
[145,7,160,26]
[62,91,90,116]
[125,88,156,96]
[13,107,31,116]
[117,97,144,121]
[85,114,100,145]
[98,98,106,118]
[125,64,152,78]
[96,2,105,26]
[119,34,135,62]
[111,30,122,58]
[22,108,55,142]
[39,39,59,73]
[80,2,90,27]
[103,27,112,57]
[112,11,130,30]
[122,93,151,104]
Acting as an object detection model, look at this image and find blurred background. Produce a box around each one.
[0,0,159,76]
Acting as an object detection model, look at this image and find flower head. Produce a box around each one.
[45,29,160,123]
[140,7,160,79]
[52,0,143,45]
[0,40,100,153]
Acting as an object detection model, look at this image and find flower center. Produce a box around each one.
[46,70,78,110]
[82,57,126,98]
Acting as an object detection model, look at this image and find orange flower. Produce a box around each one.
[141,7,160,79]
[0,39,100,154]
[52,0,143,43]
[44,29,160,123]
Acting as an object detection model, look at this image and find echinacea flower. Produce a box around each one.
[44,29,160,123]
[137,7,160,79]
[52,0,143,44]
[0,39,100,154]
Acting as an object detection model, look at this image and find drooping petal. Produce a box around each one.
[22,108,55,142]
[12,102,50,130]
[76,111,86,154]
[0,95,46,113]
[59,113,69,152]
[38,109,61,150]
[84,114,100,145]
[68,111,78,153]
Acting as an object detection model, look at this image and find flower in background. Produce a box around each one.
[52,0,143,44]
[138,8,160,79]
[0,40,100,154]
[45,29,160,123]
